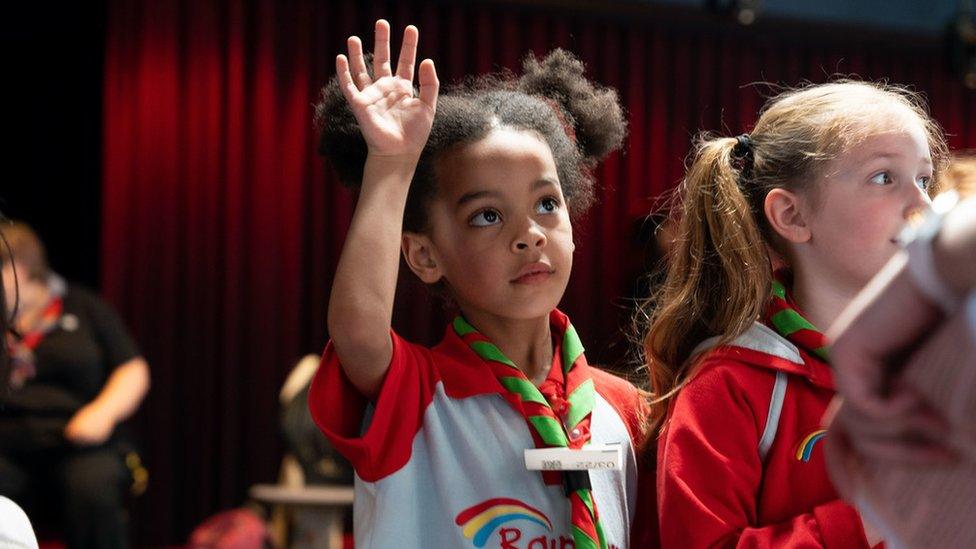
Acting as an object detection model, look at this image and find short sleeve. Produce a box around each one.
[77,287,141,368]
[308,331,439,482]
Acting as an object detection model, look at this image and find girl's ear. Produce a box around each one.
[764,188,811,244]
[402,232,443,284]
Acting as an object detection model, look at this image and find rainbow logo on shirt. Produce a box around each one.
[455,498,553,547]
[796,429,828,462]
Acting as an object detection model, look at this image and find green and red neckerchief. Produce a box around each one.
[452,310,607,549]
[765,269,829,362]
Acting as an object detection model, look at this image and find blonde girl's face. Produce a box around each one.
[424,128,574,323]
[800,119,933,293]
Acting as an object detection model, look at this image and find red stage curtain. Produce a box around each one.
[102,0,976,543]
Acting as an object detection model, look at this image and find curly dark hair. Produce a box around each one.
[315,49,627,232]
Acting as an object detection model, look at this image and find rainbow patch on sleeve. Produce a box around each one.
[795,429,827,462]
[455,498,553,547]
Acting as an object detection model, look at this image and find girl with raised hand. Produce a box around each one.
[310,20,644,549]
[640,81,948,548]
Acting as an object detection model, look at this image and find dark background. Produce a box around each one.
[3,1,975,545]
[2,2,106,288]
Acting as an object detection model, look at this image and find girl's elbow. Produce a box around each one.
[328,312,389,353]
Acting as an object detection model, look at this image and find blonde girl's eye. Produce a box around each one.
[470,209,501,227]
[869,172,894,186]
[916,176,931,191]
[536,196,560,214]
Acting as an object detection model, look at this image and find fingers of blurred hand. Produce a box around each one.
[346,36,371,90]
[396,25,418,82]
[417,59,439,110]
[836,398,957,465]
[854,432,957,465]
[841,389,948,435]
[835,366,920,419]
[857,407,947,440]
[373,19,392,78]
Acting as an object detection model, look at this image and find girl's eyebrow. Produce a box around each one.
[457,190,499,207]
[860,151,905,162]
[532,178,559,191]
[860,151,933,167]
[457,178,560,206]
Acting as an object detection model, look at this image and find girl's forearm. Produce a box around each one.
[327,154,418,395]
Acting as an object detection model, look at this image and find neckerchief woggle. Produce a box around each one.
[452,310,607,549]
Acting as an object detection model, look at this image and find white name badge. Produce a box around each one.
[524,444,622,471]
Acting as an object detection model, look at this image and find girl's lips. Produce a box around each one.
[511,262,555,284]
[511,270,554,284]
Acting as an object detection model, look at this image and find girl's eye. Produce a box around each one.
[470,209,501,227]
[536,197,559,214]
[916,176,931,191]
[869,172,894,186]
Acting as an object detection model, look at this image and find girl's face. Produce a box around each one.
[422,128,574,323]
[796,119,933,294]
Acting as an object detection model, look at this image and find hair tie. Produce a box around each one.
[731,133,755,188]
[732,134,753,159]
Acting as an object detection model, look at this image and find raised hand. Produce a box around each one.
[336,20,439,159]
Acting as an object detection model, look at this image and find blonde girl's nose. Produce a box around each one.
[905,182,935,222]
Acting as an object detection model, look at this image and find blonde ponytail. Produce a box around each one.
[643,136,771,435]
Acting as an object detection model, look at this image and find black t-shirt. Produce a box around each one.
[1,285,140,417]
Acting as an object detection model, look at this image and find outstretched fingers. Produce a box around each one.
[395,25,419,82]
[417,58,439,111]
[373,19,393,78]
[346,36,371,90]
[335,55,359,103]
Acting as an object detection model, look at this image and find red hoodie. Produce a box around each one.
[650,321,873,548]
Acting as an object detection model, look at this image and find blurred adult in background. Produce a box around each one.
[0,221,149,549]
[0,217,38,549]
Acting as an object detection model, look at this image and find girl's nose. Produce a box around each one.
[513,222,547,252]
[904,181,934,221]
